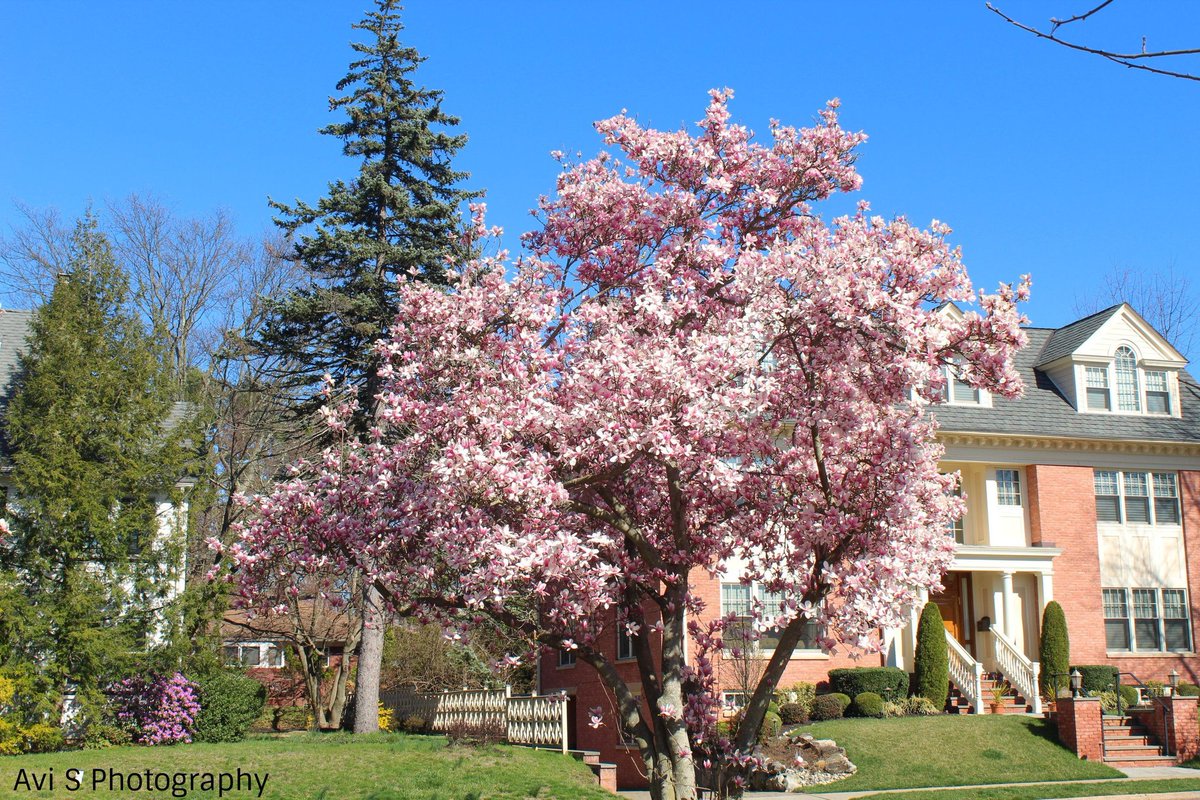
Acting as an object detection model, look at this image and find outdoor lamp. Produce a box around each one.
[1070,669,1083,698]
[1169,669,1180,693]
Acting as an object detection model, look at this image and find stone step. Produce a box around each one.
[1104,743,1165,755]
[1103,756,1178,768]
[1102,733,1155,746]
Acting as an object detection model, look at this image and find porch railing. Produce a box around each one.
[991,625,1042,714]
[945,629,984,715]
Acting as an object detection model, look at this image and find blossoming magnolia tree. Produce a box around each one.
[226,90,1028,799]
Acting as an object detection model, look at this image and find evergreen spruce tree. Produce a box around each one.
[258,0,478,733]
[913,601,949,709]
[0,215,187,718]
[261,0,479,426]
[1039,600,1070,699]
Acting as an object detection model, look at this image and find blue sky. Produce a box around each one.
[2,1,1198,342]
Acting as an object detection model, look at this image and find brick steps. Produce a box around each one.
[1101,714,1170,766]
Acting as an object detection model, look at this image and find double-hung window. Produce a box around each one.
[1085,366,1111,410]
[720,582,822,653]
[1094,470,1179,525]
[616,611,637,661]
[1145,370,1171,414]
[1103,587,1192,652]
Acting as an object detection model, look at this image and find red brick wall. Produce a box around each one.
[1179,472,1200,687]
[541,571,884,789]
[1027,464,1107,664]
[1055,697,1103,760]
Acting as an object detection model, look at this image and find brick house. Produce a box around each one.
[539,303,1200,787]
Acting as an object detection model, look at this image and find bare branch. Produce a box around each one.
[988,2,1200,82]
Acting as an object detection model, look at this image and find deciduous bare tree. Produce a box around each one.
[1074,264,1199,358]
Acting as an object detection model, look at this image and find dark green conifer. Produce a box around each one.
[913,601,949,709]
[1,214,188,715]
[260,0,479,428]
[1039,600,1070,698]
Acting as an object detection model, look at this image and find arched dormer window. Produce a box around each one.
[1114,345,1141,412]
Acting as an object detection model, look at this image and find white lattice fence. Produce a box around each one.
[430,688,508,734]
[507,693,568,752]
[379,689,438,723]
[380,685,568,753]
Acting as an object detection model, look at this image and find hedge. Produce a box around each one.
[826,667,908,700]
[1039,601,1070,698]
[1178,683,1200,697]
[191,671,267,743]
[913,602,949,709]
[1070,664,1119,694]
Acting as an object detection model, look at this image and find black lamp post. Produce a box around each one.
[1070,669,1083,698]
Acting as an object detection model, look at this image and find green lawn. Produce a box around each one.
[857,778,1200,799]
[798,715,1120,791]
[0,733,616,799]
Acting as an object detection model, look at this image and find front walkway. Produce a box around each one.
[616,766,1200,800]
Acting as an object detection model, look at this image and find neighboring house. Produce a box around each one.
[220,600,356,707]
[540,303,1200,787]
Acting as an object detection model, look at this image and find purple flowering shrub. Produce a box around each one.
[110,672,200,745]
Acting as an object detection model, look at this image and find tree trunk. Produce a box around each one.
[352,582,385,733]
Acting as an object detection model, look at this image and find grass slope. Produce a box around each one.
[801,715,1120,791]
[0,733,615,800]
[857,778,1200,799]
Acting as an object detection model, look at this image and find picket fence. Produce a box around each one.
[380,685,569,754]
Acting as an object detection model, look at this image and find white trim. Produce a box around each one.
[950,544,1060,574]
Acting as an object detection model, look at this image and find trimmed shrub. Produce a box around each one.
[1177,683,1200,697]
[778,703,808,725]
[810,694,845,721]
[760,711,782,741]
[913,602,949,709]
[1071,664,1118,694]
[1119,684,1140,708]
[827,667,908,700]
[767,701,780,717]
[830,692,852,711]
[851,691,885,718]
[1039,601,1070,698]
[191,671,266,744]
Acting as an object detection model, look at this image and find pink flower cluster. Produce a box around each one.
[110,672,200,745]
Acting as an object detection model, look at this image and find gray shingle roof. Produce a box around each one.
[932,327,1200,443]
[0,309,34,405]
[1034,304,1122,367]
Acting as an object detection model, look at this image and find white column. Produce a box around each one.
[1038,571,1054,608]
[1001,571,1016,639]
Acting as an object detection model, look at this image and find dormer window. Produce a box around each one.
[939,364,985,406]
[1079,346,1177,417]
[1085,366,1111,410]
[1114,346,1141,412]
[1145,370,1171,414]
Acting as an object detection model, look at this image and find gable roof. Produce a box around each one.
[932,326,1200,443]
[1034,305,1123,367]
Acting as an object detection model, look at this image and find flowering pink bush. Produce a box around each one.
[110,672,200,745]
